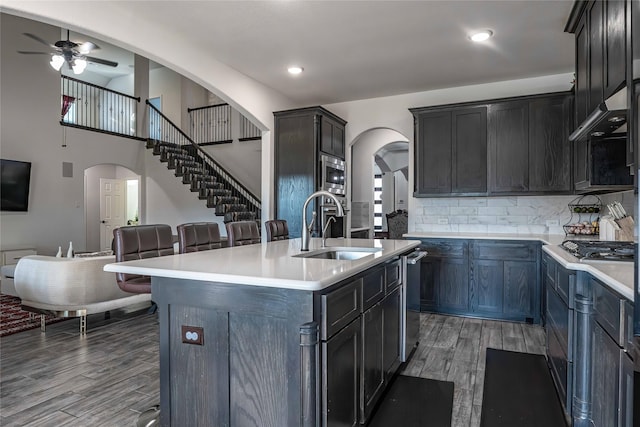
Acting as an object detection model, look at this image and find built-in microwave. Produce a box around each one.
[320,154,345,195]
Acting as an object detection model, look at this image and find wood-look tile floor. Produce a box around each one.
[400,313,547,427]
[0,309,545,426]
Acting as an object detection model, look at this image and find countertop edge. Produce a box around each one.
[104,240,420,292]
[542,245,634,301]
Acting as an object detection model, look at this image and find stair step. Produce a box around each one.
[224,211,257,223]
[199,187,230,199]
[215,202,246,215]
[207,195,239,207]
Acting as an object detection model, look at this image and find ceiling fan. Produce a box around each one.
[17,30,118,75]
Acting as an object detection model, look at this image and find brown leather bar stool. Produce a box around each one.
[265,219,289,242]
[225,221,261,247]
[112,224,174,312]
[176,222,222,253]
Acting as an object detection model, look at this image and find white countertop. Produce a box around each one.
[405,231,634,302]
[403,231,569,245]
[104,238,420,292]
[542,245,634,301]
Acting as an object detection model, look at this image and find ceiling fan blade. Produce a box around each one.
[22,33,55,48]
[85,56,118,68]
[17,51,51,55]
[78,41,100,54]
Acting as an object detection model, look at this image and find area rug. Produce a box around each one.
[0,294,66,337]
[480,348,566,427]
[368,375,454,427]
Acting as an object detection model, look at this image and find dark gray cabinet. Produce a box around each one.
[412,92,572,197]
[489,100,529,193]
[489,95,573,194]
[567,0,628,126]
[417,238,540,323]
[274,106,347,238]
[322,318,361,427]
[382,286,401,376]
[360,302,383,423]
[412,106,487,196]
[470,240,540,323]
[320,115,346,159]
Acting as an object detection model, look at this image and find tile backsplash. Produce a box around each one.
[413,194,610,235]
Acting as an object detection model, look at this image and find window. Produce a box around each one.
[374,174,383,231]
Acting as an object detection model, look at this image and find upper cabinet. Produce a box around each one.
[412,92,573,197]
[412,106,487,196]
[568,0,627,125]
[320,115,346,159]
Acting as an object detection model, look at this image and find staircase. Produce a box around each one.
[146,100,261,223]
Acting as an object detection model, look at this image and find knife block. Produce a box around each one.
[614,217,635,241]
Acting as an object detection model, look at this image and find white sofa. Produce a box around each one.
[14,255,151,334]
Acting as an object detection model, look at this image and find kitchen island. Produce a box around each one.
[105,237,419,427]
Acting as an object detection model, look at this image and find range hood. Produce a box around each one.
[569,87,628,141]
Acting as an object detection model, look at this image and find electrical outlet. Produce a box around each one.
[546,220,559,227]
[438,218,449,225]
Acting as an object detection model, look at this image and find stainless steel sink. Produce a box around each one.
[293,247,382,260]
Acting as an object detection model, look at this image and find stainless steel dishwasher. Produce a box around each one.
[401,249,427,362]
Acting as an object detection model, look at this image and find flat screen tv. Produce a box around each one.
[1,159,32,212]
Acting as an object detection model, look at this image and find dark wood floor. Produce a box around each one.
[0,308,545,426]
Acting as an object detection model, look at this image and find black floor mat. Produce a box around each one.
[481,348,567,427]
[368,375,454,427]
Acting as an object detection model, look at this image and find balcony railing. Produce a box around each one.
[60,75,140,138]
[188,103,262,145]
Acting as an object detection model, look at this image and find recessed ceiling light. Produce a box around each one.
[469,30,493,42]
[288,66,304,75]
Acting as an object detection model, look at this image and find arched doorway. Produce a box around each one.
[350,128,409,238]
[85,164,140,251]
[374,142,409,235]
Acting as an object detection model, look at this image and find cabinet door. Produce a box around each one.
[382,286,401,376]
[489,100,529,193]
[419,257,438,311]
[470,259,504,315]
[452,107,487,193]
[528,95,573,192]
[503,260,537,320]
[619,351,634,427]
[320,116,345,159]
[322,318,360,427]
[603,0,626,100]
[588,0,604,113]
[361,303,384,423]
[437,257,469,312]
[414,111,452,194]
[575,13,589,126]
[591,322,621,427]
[574,139,590,190]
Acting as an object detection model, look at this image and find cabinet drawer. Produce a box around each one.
[592,278,623,347]
[547,326,572,419]
[419,239,466,258]
[471,241,537,261]
[321,278,362,340]
[547,286,572,361]
[362,268,384,311]
[556,267,575,308]
[2,249,36,265]
[384,259,401,293]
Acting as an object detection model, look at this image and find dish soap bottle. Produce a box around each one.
[67,241,74,258]
[56,246,62,257]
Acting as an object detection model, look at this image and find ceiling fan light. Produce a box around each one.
[50,54,64,71]
[72,59,87,74]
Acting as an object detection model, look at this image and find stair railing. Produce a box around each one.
[146,100,261,218]
[188,103,232,145]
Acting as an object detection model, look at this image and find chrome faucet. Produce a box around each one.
[322,217,336,247]
[301,190,345,251]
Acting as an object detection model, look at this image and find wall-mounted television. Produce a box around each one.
[1,159,32,212]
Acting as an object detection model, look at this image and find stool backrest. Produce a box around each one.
[177,222,222,253]
[226,221,260,247]
[265,219,289,242]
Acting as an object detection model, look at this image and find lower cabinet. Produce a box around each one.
[418,238,540,323]
[323,318,361,427]
[321,258,405,426]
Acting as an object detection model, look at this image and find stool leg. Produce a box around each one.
[80,315,87,335]
[40,314,46,332]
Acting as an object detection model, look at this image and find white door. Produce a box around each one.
[100,178,126,250]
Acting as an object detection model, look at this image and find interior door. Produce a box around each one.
[100,178,126,250]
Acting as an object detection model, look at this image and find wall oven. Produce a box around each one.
[319,195,347,238]
[320,154,345,196]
